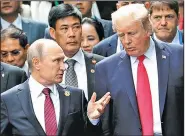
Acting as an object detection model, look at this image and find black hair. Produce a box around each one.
[48,3,82,29]
[1,25,28,48]
[82,17,104,40]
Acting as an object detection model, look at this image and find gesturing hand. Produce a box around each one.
[87,92,111,119]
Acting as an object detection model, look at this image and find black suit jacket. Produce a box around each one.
[93,34,118,57]
[1,62,27,93]
[83,51,104,99]
[1,80,98,136]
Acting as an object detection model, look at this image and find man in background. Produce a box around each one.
[49,4,104,101]
[0,1,47,44]
[149,1,183,45]
[1,26,30,76]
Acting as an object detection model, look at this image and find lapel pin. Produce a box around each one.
[2,73,4,77]
[64,90,70,96]
[92,59,97,64]
[162,55,166,59]
[91,69,95,73]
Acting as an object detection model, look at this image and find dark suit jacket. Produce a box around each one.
[22,18,48,44]
[93,34,118,57]
[1,62,27,93]
[94,41,184,136]
[1,80,99,136]
[83,51,104,99]
[96,18,115,38]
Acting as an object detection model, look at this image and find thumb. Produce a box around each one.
[90,92,96,103]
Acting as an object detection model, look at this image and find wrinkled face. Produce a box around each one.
[149,6,178,42]
[117,21,150,57]
[1,38,28,67]
[64,1,93,17]
[50,16,82,58]
[0,1,21,16]
[38,46,65,85]
[81,23,100,53]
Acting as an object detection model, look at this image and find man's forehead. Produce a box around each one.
[152,5,175,13]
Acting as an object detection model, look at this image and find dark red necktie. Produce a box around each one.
[137,55,153,135]
[43,88,58,136]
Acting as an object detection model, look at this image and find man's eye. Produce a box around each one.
[1,52,8,57]
[11,50,20,55]
[166,15,174,19]
[154,16,162,20]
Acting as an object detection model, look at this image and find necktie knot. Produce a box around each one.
[137,55,145,62]
[66,59,76,67]
[42,88,51,96]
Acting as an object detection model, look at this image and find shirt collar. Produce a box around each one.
[64,49,85,65]
[130,37,155,64]
[1,14,22,30]
[29,75,57,100]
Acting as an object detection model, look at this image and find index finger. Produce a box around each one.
[97,92,111,103]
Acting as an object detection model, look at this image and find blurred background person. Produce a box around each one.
[1,26,30,76]
[178,1,184,30]
[81,17,104,53]
[0,0,47,44]
[149,1,183,45]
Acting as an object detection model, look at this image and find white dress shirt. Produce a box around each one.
[60,49,88,100]
[29,76,60,132]
[153,30,181,45]
[130,38,162,134]
[1,14,22,30]
[22,61,29,76]
[116,37,123,53]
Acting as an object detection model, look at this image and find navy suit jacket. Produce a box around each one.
[22,18,48,44]
[94,41,184,136]
[93,34,118,57]
[1,80,99,136]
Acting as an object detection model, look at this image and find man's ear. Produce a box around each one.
[49,27,56,40]
[32,57,40,70]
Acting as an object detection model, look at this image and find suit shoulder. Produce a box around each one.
[1,62,25,74]
[1,84,20,99]
[22,18,48,27]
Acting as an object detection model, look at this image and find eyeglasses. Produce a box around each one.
[59,24,81,34]
[1,50,22,58]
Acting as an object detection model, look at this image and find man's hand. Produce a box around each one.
[87,92,111,119]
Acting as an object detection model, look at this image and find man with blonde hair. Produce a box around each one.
[94,3,183,136]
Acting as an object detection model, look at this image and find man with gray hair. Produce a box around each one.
[1,39,111,136]
[94,3,183,136]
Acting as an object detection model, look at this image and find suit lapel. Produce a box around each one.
[17,81,45,136]
[155,42,170,118]
[83,52,95,99]
[118,52,139,119]
[57,85,70,136]
[107,34,118,56]
[1,65,9,93]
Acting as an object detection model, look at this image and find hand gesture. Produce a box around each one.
[87,92,111,119]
